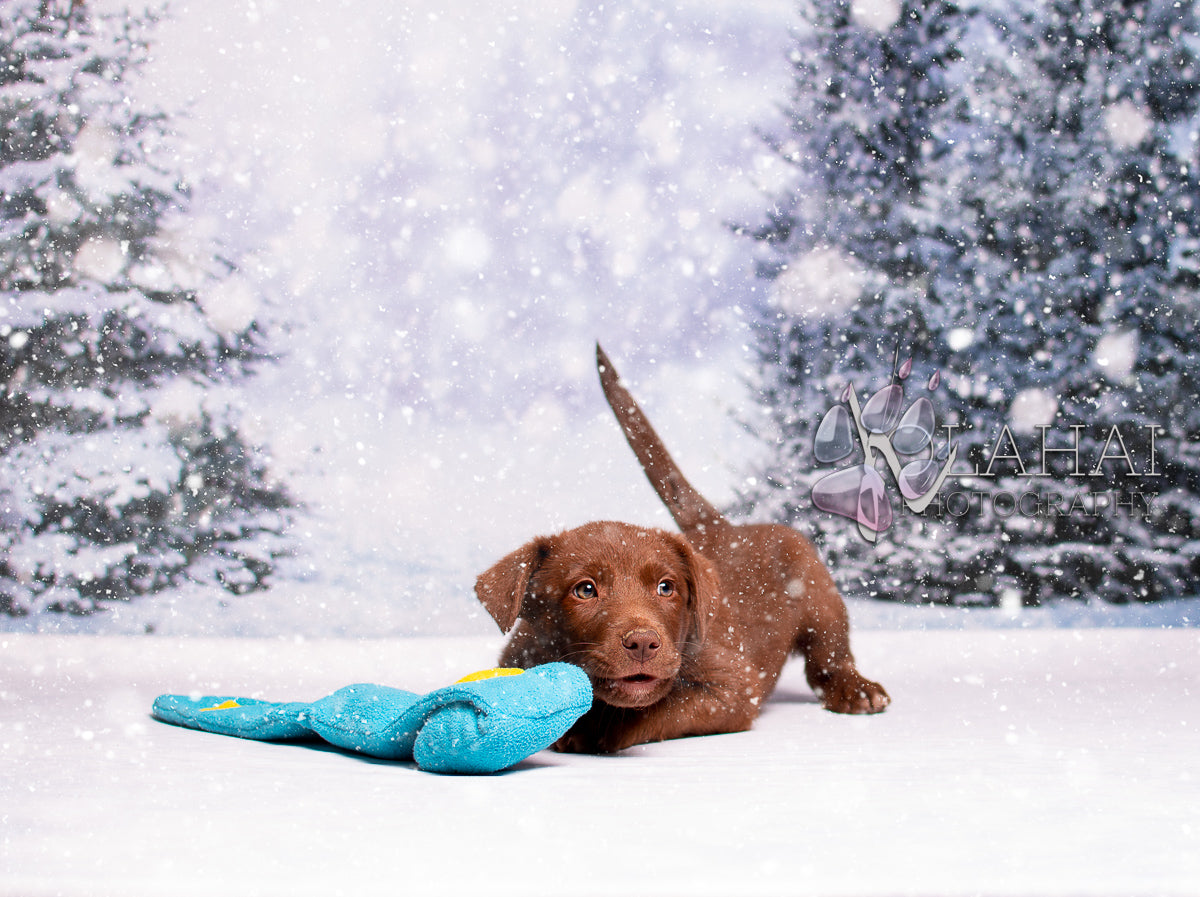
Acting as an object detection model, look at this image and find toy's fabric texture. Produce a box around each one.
[151,663,592,774]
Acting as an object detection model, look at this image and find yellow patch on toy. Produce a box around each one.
[199,699,242,712]
[455,668,524,684]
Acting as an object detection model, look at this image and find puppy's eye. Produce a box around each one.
[573,580,598,600]
[657,579,676,598]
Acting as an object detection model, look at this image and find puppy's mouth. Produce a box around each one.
[597,673,669,707]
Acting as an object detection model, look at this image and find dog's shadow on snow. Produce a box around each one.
[768,687,821,705]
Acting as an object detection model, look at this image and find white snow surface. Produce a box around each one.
[2,628,1197,897]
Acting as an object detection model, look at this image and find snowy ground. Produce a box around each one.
[2,626,1197,897]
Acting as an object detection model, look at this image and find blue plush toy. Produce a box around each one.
[151,663,592,774]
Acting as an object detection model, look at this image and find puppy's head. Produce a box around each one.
[474,521,718,708]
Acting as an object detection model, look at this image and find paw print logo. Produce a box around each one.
[811,353,958,543]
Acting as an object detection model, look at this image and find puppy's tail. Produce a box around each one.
[596,344,726,533]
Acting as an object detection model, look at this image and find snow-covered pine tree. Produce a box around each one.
[737,0,975,603]
[742,0,1200,606]
[965,0,1200,605]
[0,0,292,615]
[913,0,1200,605]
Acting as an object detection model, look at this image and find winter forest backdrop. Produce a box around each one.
[2,0,1198,635]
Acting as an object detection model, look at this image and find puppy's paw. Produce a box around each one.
[820,674,891,715]
[553,720,636,754]
[552,730,592,753]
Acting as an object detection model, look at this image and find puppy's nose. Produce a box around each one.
[621,628,661,663]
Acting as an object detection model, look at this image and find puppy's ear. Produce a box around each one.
[474,538,551,633]
[671,535,719,649]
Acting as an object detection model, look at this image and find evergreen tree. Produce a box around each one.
[742,0,1200,606]
[0,0,292,615]
[738,0,974,602]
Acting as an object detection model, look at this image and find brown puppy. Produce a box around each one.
[474,346,889,752]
